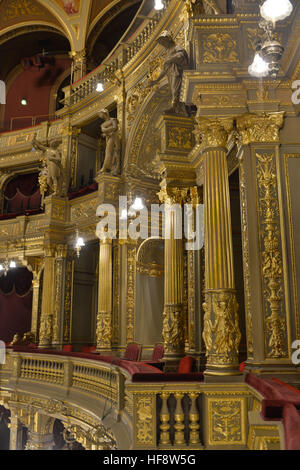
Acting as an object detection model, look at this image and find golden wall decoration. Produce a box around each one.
[237,113,284,145]
[239,156,254,357]
[63,257,74,343]
[112,241,120,347]
[134,394,156,447]
[167,127,193,150]
[126,244,137,343]
[202,33,238,63]
[255,152,288,358]
[208,398,246,445]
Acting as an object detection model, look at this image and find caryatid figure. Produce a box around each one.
[149,30,189,115]
[99,109,120,176]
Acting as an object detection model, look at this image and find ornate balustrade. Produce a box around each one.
[3,350,127,416]
[127,382,284,450]
[65,0,171,107]
[0,351,286,450]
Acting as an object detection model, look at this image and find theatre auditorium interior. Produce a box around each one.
[0,0,299,451]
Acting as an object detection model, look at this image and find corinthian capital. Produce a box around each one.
[194,116,233,149]
[158,187,188,205]
[236,112,284,145]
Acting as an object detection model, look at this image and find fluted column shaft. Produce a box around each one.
[39,247,56,348]
[159,187,187,363]
[96,238,113,352]
[197,117,241,376]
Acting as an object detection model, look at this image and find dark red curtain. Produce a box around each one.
[0,268,33,343]
[3,173,41,216]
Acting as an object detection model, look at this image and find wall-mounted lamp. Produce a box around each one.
[75,229,85,258]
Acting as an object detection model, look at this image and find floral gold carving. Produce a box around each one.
[194,116,233,148]
[202,34,238,63]
[209,398,245,445]
[135,395,155,446]
[236,112,284,145]
[203,291,241,365]
[256,153,287,358]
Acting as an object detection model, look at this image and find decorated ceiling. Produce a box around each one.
[0,0,140,51]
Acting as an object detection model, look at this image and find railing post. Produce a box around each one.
[174,392,185,446]
[159,392,171,446]
[189,392,200,445]
[63,359,73,389]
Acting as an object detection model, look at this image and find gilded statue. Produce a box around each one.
[148,31,189,115]
[32,134,64,198]
[99,109,120,176]
[10,331,35,346]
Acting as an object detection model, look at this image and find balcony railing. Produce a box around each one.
[66,0,171,107]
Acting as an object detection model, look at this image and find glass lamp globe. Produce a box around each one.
[96,82,104,92]
[248,52,269,78]
[154,0,164,10]
[76,237,85,248]
[132,197,144,211]
[260,0,293,23]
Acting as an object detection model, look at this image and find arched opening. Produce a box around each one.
[87,1,142,71]
[0,267,33,343]
[0,29,71,131]
[135,238,164,356]
[1,172,42,220]
[71,241,99,351]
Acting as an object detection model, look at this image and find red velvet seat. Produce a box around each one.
[152,343,164,361]
[63,345,73,353]
[81,345,96,353]
[122,342,142,361]
[178,356,195,373]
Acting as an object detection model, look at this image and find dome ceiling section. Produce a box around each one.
[0,0,62,37]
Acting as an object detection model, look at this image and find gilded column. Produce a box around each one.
[70,50,87,83]
[196,117,241,376]
[63,253,74,345]
[25,413,55,451]
[52,245,68,348]
[96,237,113,353]
[158,187,187,366]
[39,245,56,349]
[236,112,291,371]
[8,411,23,450]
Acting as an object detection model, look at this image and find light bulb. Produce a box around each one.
[96,82,104,92]
[120,209,128,220]
[154,0,164,10]
[260,0,293,23]
[9,261,16,269]
[0,265,3,271]
[248,52,269,78]
[21,99,27,106]
[76,237,85,248]
[132,197,144,211]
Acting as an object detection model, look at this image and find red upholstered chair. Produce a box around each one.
[63,345,73,353]
[123,342,142,361]
[178,356,195,373]
[152,343,164,362]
